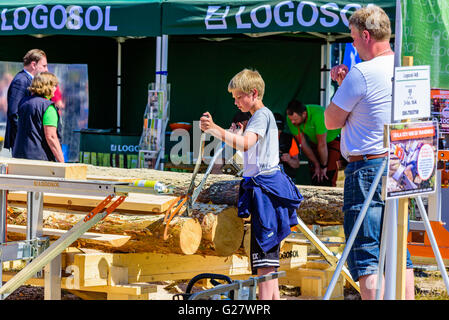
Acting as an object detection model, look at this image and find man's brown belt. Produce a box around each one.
[348,151,388,163]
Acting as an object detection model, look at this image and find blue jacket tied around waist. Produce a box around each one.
[238,169,303,253]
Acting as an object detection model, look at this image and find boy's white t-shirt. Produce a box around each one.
[243,107,279,177]
[331,54,394,161]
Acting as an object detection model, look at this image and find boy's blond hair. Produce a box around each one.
[349,5,391,41]
[228,68,265,100]
[29,72,58,97]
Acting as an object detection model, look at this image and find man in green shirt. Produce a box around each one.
[286,100,342,186]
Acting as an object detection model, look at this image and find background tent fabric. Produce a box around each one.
[161,0,396,35]
[401,0,449,89]
[0,0,398,184]
[0,0,161,36]
[342,42,361,70]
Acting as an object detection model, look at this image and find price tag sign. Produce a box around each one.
[393,66,431,121]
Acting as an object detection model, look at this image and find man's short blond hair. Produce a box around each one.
[29,72,58,97]
[349,5,391,41]
[23,49,46,66]
[228,68,265,100]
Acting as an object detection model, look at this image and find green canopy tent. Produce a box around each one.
[157,0,396,145]
[162,0,395,35]
[158,0,397,127]
[0,0,161,36]
[0,0,162,134]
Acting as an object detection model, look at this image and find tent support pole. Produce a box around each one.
[156,36,162,90]
[116,37,125,133]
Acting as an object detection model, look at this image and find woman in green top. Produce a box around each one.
[286,100,342,186]
[13,72,64,162]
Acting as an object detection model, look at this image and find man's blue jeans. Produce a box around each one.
[343,157,413,282]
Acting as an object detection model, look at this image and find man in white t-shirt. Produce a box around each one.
[324,5,415,300]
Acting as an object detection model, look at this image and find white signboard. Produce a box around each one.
[393,66,431,122]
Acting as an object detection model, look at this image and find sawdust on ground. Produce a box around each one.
[4,268,447,300]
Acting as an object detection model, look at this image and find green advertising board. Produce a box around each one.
[0,0,161,36]
[79,131,140,168]
[162,0,395,35]
[402,0,449,89]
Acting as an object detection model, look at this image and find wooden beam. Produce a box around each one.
[396,198,409,299]
[1,272,157,296]
[7,191,179,213]
[6,224,131,248]
[70,252,252,285]
[0,158,87,180]
[395,55,414,300]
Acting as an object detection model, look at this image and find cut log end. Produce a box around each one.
[200,207,244,257]
[213,208,244,256]
[178,218,203,255]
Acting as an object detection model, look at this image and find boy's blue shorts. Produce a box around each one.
[250,225,280,275]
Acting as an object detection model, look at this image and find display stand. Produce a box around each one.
[138,82,170,170]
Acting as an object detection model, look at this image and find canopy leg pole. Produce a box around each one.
[116,37,125,133]
[155,37,162,90]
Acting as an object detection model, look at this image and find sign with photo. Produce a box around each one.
[385,121,438,199]
[431,89,449,135]
[393,66,431,122]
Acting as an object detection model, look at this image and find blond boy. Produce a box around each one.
[200,69,302,300]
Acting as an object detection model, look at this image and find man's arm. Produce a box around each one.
[299,131,323,181]
[316,132,328,167]
[7,79,28,119]
[324,102,350,130]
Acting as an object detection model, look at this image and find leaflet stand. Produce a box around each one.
[138,82,170,170]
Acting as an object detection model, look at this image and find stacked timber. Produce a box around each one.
[1,158,344,258]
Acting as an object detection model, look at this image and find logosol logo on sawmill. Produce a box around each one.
[34,181,60,187]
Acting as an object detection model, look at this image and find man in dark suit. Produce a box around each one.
[5,49,48,152]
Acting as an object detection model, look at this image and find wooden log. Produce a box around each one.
[145,216,203,255]
[6,205,205,255]
[82,166,344,225]
[197,180,344,225]
[193,204,244,256]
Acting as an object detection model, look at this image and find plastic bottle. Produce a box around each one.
[132,180,169,193]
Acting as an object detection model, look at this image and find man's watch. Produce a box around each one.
[320,164,328,169]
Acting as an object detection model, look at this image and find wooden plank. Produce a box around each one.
[395,55,414,300]
[86,175,136,183]
[396,198,409,299]
[69,252,252,285]
[1,272,157,296]
[6,224,131,247]
[0,157,87,180]
[7,191,179,213]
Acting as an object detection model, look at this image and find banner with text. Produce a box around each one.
[402,0,449,89]
[162,0,395,35]
[0,1,161,36]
